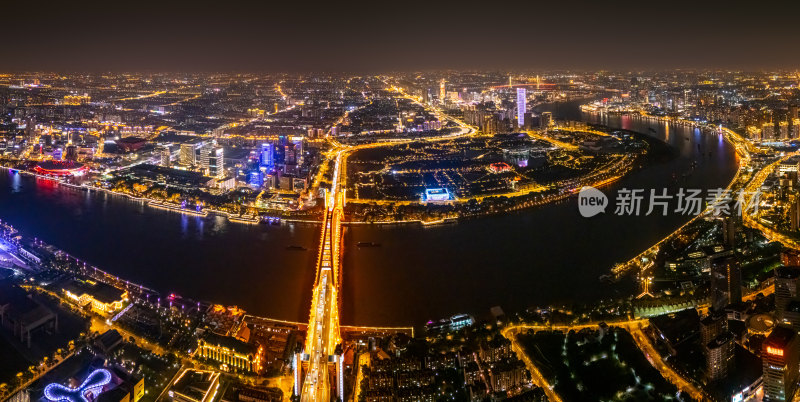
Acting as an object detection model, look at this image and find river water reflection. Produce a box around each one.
[0,107,737,326]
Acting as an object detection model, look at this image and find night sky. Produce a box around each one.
[4,0,800,72]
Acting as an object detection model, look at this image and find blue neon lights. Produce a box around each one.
[44,369,112,402]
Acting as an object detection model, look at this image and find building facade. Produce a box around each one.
[763,326,800,401]
[776,267,800,322]
[196,333,263,373]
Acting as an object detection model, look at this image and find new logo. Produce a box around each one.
[578,186,608,217]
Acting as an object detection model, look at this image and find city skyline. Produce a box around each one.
[6,27,800,398]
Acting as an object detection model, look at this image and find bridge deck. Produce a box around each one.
[300,187,343,401]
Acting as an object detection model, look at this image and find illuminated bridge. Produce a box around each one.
[296,152,346,401]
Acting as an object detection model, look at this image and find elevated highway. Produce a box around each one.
[298,152,345,401]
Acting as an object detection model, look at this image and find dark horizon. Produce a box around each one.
[5,0,800,72]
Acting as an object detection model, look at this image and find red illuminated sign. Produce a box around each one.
[767,346,784,357]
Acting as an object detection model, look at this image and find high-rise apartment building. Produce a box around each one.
[199,144,212,174]
[706,331,735,381]
[700,310,728,345]
[776,266,800,322]
[540,112,552,130]
[208,147,224,178]
[180,143,197,166]
[159,146,171,167]
[710,256,742,311]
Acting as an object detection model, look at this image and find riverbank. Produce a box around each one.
[342,110,739,325]
[0,165,307,226]
[607,112,751,279]
[0,102,739,326]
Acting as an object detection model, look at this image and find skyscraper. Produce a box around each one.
[159,146,171,167]
[540,112,552,130]
[199,144,224,177]
[700,310,727,345]
[284,143,296,165]
[291,137,304,165]
[763,326,800,401]
[199,144,212,174]
[209,147,224,178]
[710,255,741,311]
[516,88,526,128]
[260,143,273,167]
[721,215,738,247]
[775,266,800,322]
[706,331,735,381]
[180,143,197,166]
[439,79,446,102]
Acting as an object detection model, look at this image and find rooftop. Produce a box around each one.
[649,308,700,345]
[116,137,147,144]
[171,369,219,402]
[127,164,212,188]
[202,332,257,356]
[96,329,123,351]
[765,325,796,349]
[706,331,735,350]
[63,278,126,304]
[776,266,800,279]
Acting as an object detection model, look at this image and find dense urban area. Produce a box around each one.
[5,70,800,402]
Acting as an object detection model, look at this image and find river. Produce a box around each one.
[0,104,738,326]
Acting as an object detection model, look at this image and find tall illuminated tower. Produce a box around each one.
[209,147,224,178]
[260,143,273,167]
[516,87,526,128]
[439,79,446,101]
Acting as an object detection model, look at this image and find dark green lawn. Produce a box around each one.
[517,328,679,401]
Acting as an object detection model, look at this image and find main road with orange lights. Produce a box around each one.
[297,151,346,401]
[296,86,478,400]
[741,150,800,249]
